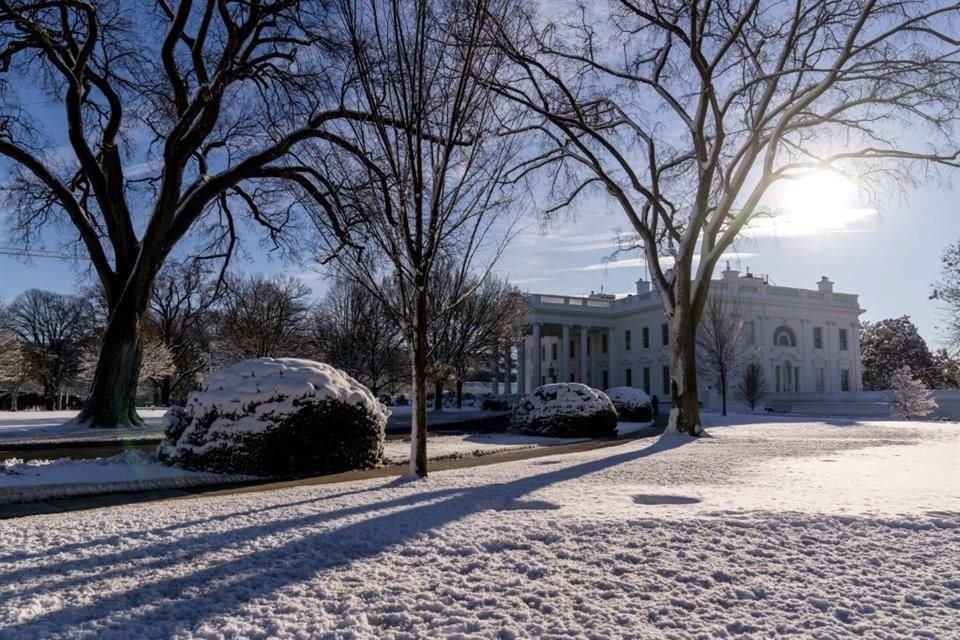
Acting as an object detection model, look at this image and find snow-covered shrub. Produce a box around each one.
[889,365,938,419]
[511,383,617,438]
[604,386,653,422]
[158,358,389,476]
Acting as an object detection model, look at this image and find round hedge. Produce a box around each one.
[158,358,388,476]
[604,386,653,422]
[511,383,617,438]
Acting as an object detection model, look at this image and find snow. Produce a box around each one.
[0,417,957,639]
[512,382,615,423]
[0,409,167,444]
[0,451,250,504]
[382,433,586,465]
[604,385,651,407]
[160,358,389,462]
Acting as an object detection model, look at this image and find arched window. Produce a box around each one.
[773,326,797,347]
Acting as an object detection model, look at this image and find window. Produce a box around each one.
[775,366,781,393]
[626,368,633,386]
[815,368,825,392]
[841,368,850,391]
[602,334,608,354]
[813,327,823,349]
[642,327,650,348]
[570,339,575,358]
[783,360,793,392]
[661,323,669,346]
[570,373,575,382]
[662,366,670,394]
[839,328,848,351]
[773,325,797,347]
[541,346,545,361]
[551,343,558,360]
[643,367,651,394]
[602,370,608,389]
[625,330,632,351]
[745,321,755,345]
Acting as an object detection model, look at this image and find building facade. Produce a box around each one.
[516,267,864,410]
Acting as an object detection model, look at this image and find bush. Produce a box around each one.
[604,386,653,422]
[511,383,617,438]
[158,358,388,476]
[481,396,511,411]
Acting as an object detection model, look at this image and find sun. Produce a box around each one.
[757,169,875,236]
[783,170,857,216]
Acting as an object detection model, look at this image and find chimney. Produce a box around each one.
[635,278,650,295]
[722,260,739,282]
[817,276,834,293]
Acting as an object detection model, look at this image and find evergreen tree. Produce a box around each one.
[860,317,935,390]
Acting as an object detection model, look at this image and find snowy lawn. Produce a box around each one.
[0,410,167,444]
[0,418,957,639]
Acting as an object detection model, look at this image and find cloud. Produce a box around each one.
[574,252,758,272]
[745,208,878,238]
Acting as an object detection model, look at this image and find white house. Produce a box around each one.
[514,266,864,411]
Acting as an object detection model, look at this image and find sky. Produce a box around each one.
[0,5,958,350]
[2,172,956,349]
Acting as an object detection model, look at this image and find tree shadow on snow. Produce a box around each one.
[0,436,692,638]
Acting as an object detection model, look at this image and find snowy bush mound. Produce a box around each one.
[605,386,653,422]
[158,358,388,476]
[511,383,617,438]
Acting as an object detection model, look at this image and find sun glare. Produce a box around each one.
[756,169,875,236]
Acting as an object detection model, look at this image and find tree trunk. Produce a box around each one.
[76,302,145,428]
[10,385,18,411]
[434,379,444,411]
[160,377,172,406]
[720,369,727,416]
[409,291,429,478]
[667,308,704,435]
[456,378,463,408]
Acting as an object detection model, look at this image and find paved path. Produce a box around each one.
[0,425,664,519]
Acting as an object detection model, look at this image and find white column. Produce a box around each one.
[561,325,571,383]
[516,339,526,396]
[607,327,618,388]
[532,322,542,389]
[579,326,589,385]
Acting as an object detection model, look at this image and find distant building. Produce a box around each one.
[516,266,864,411]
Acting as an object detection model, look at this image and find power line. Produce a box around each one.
[0,246,81,261]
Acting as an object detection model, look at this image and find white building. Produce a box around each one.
[515,266,864,411]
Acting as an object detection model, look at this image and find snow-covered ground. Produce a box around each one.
[0,410,167,444]
[0,418,957,639]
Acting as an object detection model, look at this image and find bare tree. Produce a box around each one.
[696,292,748,416]
[428,265,527,408]
[889,365,937,419]
[312,276,407,397]
[0,322,29,410]
[735,362,769,412]
[213,274,312,363]
[0,2,406,427]
[492,1,960,434]
[149,261,220,405]
[307,0,521,477]
[931,240,960,350]
[5,289,94,409]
